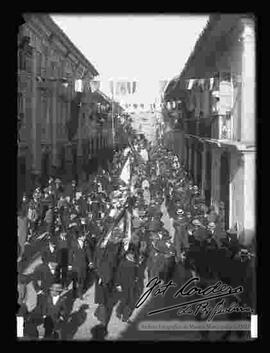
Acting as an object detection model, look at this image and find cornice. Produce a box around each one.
[22,14,98,77]
[38,15,99,76]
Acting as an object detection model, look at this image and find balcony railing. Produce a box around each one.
[183,114,232,140]
[198,117,212,138]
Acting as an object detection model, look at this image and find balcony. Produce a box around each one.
[183,114,232,140]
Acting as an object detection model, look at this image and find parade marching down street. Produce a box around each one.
[17,117,255,341]
[16,13,258,342]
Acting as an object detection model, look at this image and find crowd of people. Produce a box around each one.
[17,131,254,340]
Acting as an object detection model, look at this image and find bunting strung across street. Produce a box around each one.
[184,73,227,92]
[110,80,137,97]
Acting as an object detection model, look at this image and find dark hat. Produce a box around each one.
[50,283,63,292]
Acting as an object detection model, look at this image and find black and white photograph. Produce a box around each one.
[17,13,257,341]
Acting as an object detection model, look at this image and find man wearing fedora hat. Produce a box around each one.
[69,230,93,299]
[55,230,71,289]
[114,247,139,322]
[173,209,190,263]
[36,282,67,340]
[41,236,57,265]
[32,257,59,316]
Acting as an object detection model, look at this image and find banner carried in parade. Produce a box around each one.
[123,210,132,251]
[119,153,131,185]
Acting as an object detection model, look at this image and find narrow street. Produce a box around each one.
[17,14,256,342]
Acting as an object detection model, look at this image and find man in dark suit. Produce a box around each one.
[115,248,139,322]
[41,237,57,265]
[32,259,59,322]
[36,283,68,340]
[69,230,93,299]
[55,231,70,289]
[32,260,58,296]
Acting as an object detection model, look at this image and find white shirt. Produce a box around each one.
[78,239,84,249]
[49,244,55,253]
[52,295,60,305]
[48,264,55,275]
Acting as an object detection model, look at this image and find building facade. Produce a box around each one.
[17,14,119,205]
[163,14,256,246]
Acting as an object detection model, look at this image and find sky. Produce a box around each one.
[51,14,209,104]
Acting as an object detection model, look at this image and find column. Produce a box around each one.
[31,48,42,187]
[193,143,198,185]
[51,81,58,174]
[241,150,255,246]
[188,140,192,174]
[77,108,83,179]
[65,84,73,180]
[240,19,255,143]
[201,143,207,198]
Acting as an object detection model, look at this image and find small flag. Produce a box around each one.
[75,79,83,92]
[198,79,205,89]
[132,81,137,94]
[187,79,195,90]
